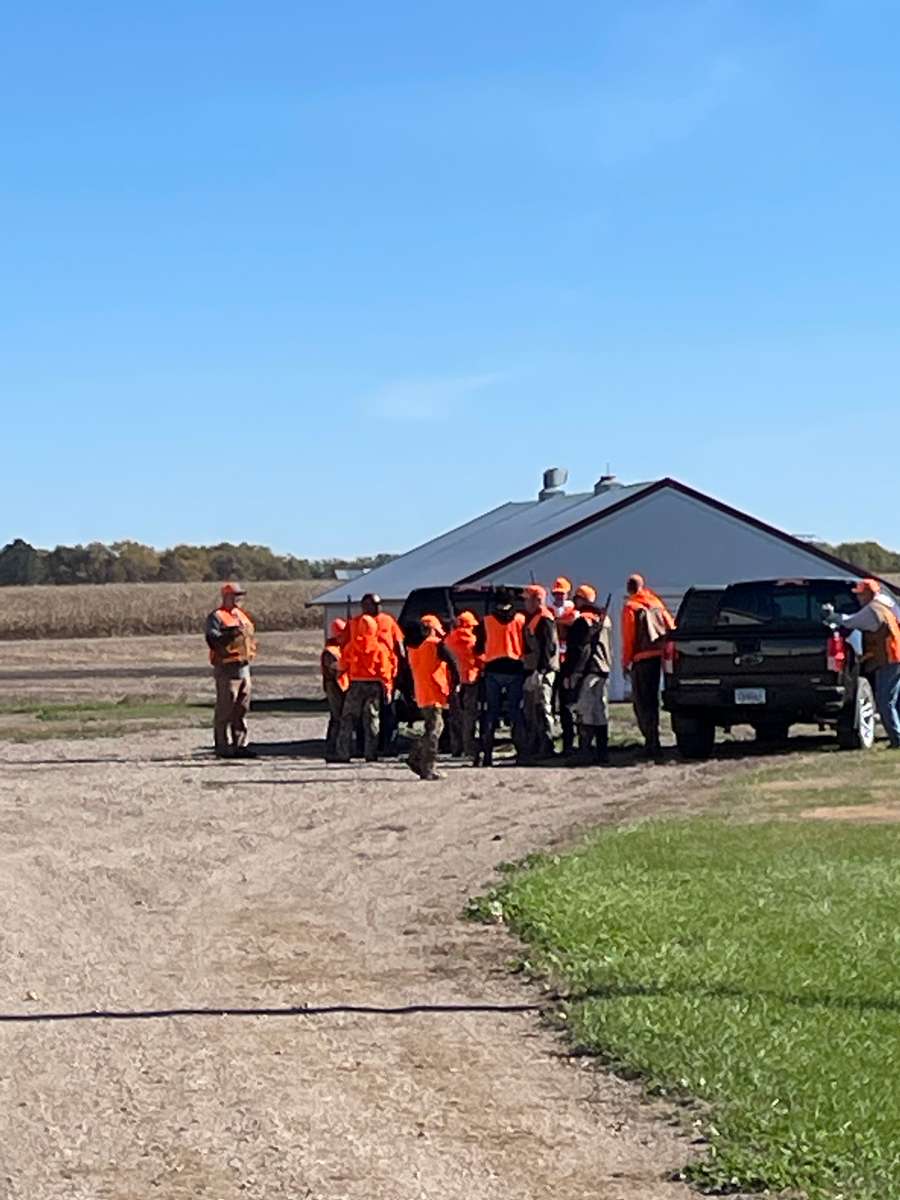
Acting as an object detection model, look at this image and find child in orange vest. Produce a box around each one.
[444,610,484,762]
[406,614,456,780]
[321,618,349,761]
[335,614,393,762]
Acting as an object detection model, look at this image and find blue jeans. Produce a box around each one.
[482,672,525,753]
[874,663,900,747]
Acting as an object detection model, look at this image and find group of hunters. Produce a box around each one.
[205,576,676,776]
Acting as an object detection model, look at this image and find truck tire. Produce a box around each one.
[753,720,791,748]
[837,677,876,751]
[673,715,716,760]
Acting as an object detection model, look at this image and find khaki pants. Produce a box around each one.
[214,664,251,750]
[336,681,382,761]
[449,683,480,757]
[522,670,556,756]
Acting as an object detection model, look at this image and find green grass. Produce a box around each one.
[474,813,900,1197]
[0,699,212,741]
[0,697,312,740]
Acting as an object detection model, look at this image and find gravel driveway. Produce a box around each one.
[0,716,737,1199]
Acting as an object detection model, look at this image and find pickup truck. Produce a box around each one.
[662,577,876,759]
[397,584,525,632]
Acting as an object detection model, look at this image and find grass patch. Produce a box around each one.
[478,811,900,1197]
[0,699,212,742]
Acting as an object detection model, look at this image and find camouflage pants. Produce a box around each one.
[522,670,556,756]
[336,681,382,761]
[408,705,444,777]
[449,683,480,757]
[324,679,345,758]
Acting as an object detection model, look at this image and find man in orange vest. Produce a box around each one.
[444,610,483,762]
[550,576,575,622]
[621,573,675,762]
[521,584,560,759]
[335,614,393,762]
[321,618,349,762]
[474,589,526,767]
[559,584,604,757]
[834,579,900,748]
[561,585,613,764]
[205,582,257,758]
[406,614,457,780]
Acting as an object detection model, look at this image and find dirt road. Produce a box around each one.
[0,717,740,1199]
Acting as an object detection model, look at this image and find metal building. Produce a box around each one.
[314,471,873,701]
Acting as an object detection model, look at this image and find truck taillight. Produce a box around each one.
[662,638,678,676]
[826,630,847,673]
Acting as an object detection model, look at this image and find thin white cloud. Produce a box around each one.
[364,371,506,421]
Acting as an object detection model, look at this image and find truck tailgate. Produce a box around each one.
[674,631,829,680]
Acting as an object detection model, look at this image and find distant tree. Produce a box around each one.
[0,539,48,585]
[111,541,161,583]
[157,546,208,582]
[833,541,900,573]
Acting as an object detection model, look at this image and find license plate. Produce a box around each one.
[735,687,766,705]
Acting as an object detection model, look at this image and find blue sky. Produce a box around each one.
[2,1,899,556]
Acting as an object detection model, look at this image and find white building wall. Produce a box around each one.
[469,488,863,700]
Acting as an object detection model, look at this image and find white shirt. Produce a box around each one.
[551,599,574,620]
[838,593,900,632]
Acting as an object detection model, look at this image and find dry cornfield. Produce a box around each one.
[0,580,328,640]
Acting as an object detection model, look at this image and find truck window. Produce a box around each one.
[716,581,859,628]
[677,589,724,630]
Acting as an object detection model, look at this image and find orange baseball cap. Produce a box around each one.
[421,614,446,635]
[852,578,879,596]
[329,618,347,637]
[552,576,571,593]
[524,584,547,601]
[456,610,478,627]
[575,584,597,603]
[221,581,246,596]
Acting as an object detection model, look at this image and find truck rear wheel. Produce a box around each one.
[837,677,876,751]
[673,715,716,760]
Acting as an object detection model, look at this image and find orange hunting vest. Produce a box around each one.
[209,606,256,667]
[484,613,525,663]
[444,628,483,685]
[322,642,349,692]
[408,636,452,708]
[864,603,900,668]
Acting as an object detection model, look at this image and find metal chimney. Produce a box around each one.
[594,473,620,496]
[538,466,568,501]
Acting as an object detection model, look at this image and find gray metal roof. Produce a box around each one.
[313,482,654,605]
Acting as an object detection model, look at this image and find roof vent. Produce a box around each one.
[594,473,621,496]
[538,466,568,501]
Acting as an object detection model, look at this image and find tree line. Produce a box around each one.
[0,534,896,589]
[0,539,395,586]
[815,541,900,574]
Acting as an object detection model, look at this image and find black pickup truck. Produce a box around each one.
[398,584,525,631]
[662,578,876,758]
